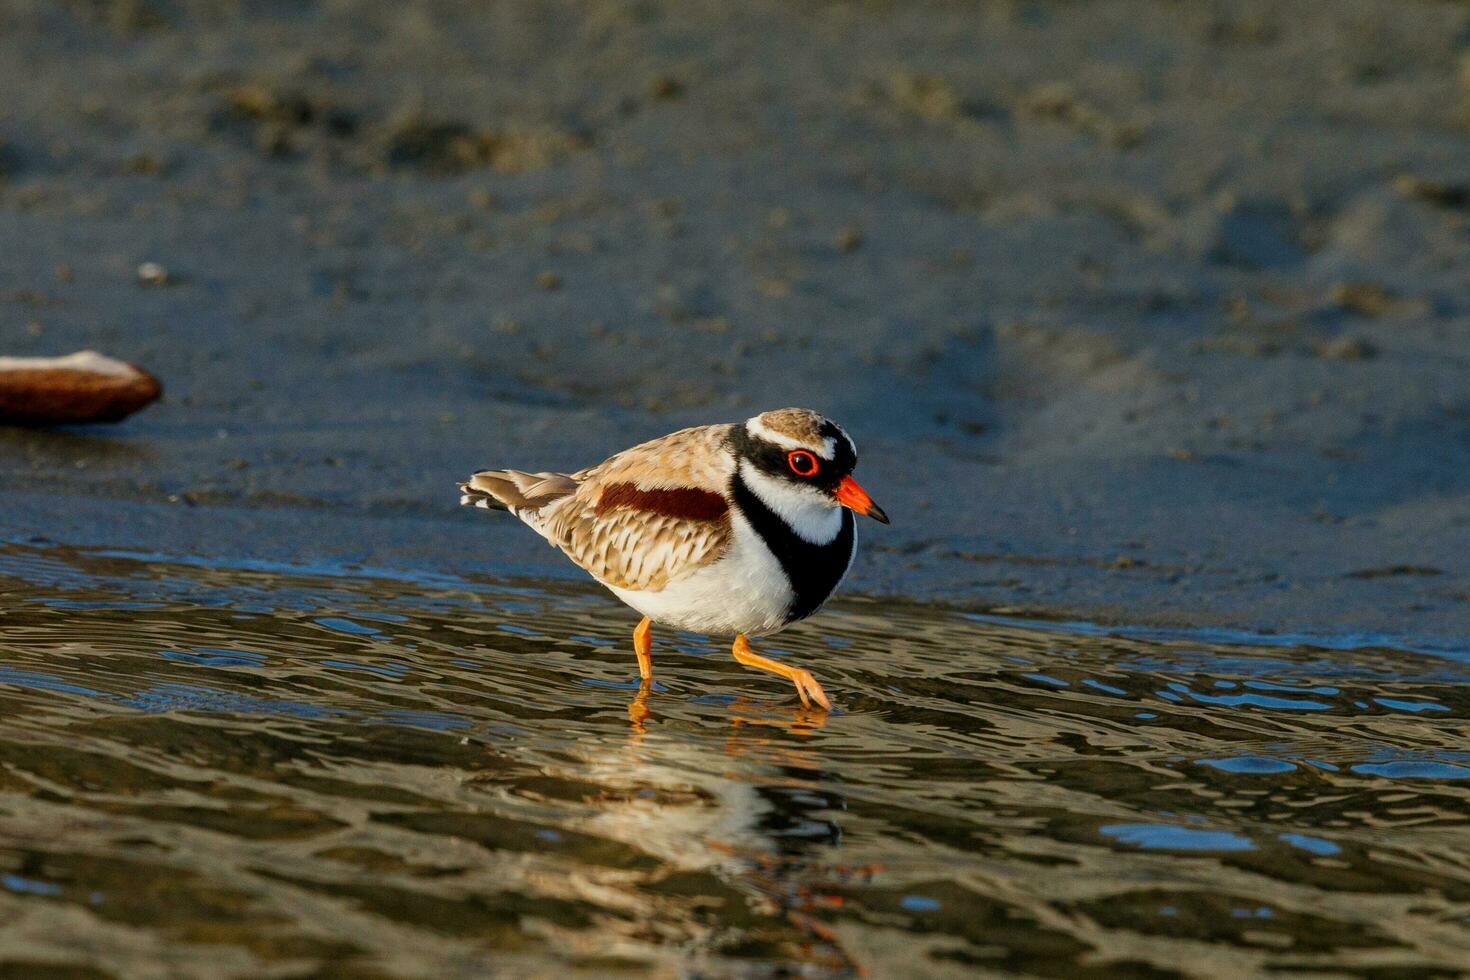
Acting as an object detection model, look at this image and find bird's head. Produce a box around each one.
[730,408,889,527]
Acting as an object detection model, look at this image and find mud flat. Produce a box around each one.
[1,1,1468,645]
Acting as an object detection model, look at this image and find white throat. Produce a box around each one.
[737,461,844,545]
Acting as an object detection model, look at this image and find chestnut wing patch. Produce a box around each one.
[546,482,732,592]
[594,483,729,521]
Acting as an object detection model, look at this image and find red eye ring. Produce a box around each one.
[787,450,820,477]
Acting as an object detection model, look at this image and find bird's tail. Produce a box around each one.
[459,469,579,515]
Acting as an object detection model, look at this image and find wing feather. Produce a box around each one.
[537,424,736,591]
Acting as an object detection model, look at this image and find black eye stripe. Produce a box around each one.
[731,422,855,489]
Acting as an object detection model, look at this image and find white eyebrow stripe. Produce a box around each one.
[746,416,836,459]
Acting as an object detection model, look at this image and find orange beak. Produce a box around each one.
[835,475,890,524]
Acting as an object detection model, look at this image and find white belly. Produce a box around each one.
[606,514,794,637]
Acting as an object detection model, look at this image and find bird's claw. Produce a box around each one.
[793,669,832,712]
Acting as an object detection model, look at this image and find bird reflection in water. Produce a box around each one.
[627,678,655,734]
[596,685,872,974]
[627,682,829,737]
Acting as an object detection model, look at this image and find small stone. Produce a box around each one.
[887,73,963,121]
[535,271,563,291]
[136,261,170,286]
[834,226,864,253]
[1329,282,1395,317]
[1393,174,1470,209]
[255,123,294,158]
[1316,335,1378,361]
[649,75,684,100]
[124,153,163,174]
[693,316,731,334]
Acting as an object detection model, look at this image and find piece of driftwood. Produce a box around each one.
[0,351,163,425]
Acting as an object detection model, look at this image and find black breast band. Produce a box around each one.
[731,471,855,624]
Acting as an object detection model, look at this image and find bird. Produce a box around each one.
[458,408,889,710]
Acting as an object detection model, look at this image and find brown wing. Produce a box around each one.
[539,424,736,591]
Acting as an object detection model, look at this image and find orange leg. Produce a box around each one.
[732,634,832,711]
[632,616,654,681]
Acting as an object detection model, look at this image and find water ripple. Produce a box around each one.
[2,541,1470,976]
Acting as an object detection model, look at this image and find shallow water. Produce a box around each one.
[1,541,1469,978]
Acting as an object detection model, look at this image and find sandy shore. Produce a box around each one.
[1,0,1467,645]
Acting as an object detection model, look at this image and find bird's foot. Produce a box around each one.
[790,668,832,712]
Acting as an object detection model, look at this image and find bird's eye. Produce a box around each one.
[787,450,820,477]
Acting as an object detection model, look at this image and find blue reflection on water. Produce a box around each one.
[1279,833,1341,856]
[373,709,472,731]
[1353,761,1470,780]
[352,611,411,624]
[321,660,408,679]
[315,617,384,637]
[27,598,168,611]
[900,895,942,912]
[1101,823,1256,851]
[0,667,108,698]
[159,648,268,667]
[1167,682,1331,711]
[1374,698,1450,713]
[1231,906,1274,919]
[1243,680,1339,695]
[1197,756,1297,774]
[122,682,345,719]
[1,873,62,897]
[582,677,652,691]
[961,611,1470,660]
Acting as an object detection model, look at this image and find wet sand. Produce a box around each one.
[2,6,1469,637]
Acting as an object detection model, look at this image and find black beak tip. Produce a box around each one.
[869,504,891,525]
